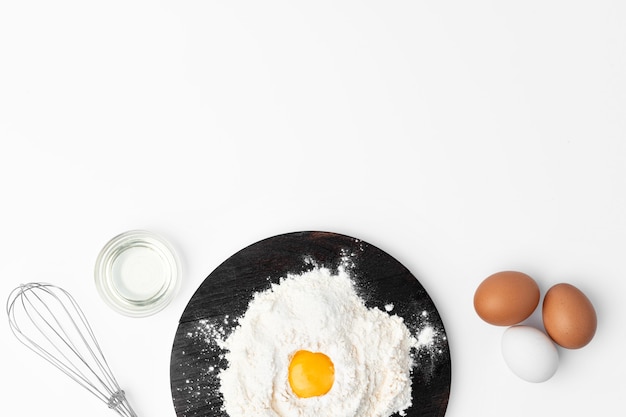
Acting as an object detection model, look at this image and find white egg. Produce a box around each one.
[501,325,559,383]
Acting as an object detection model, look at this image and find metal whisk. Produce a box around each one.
[6,282,138,417]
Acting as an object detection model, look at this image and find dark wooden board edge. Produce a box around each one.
[170,231,451,417]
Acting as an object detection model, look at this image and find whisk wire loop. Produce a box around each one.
[7,283,138,417]
[21,286,106,395]
[12,284,110,402]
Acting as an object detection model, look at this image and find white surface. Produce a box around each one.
[1,1,624,416]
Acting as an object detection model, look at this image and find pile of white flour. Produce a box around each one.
[218,266,418,417]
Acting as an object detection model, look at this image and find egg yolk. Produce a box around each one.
[288,350,335,398]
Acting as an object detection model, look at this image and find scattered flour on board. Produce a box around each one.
[183,261,446,417]
[220,266,416,417]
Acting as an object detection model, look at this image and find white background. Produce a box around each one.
[1,1,625,416]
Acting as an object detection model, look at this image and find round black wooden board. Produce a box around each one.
[170,231,451,417]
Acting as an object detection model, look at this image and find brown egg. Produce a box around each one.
[542,283,597,349]
[473,271,540,326]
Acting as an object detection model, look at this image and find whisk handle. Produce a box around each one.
[108,390,138,417]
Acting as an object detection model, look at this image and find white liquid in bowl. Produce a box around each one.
[95,230,181,317]
[112,246,167,301]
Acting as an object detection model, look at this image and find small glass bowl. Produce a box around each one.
[95,230,182,317]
